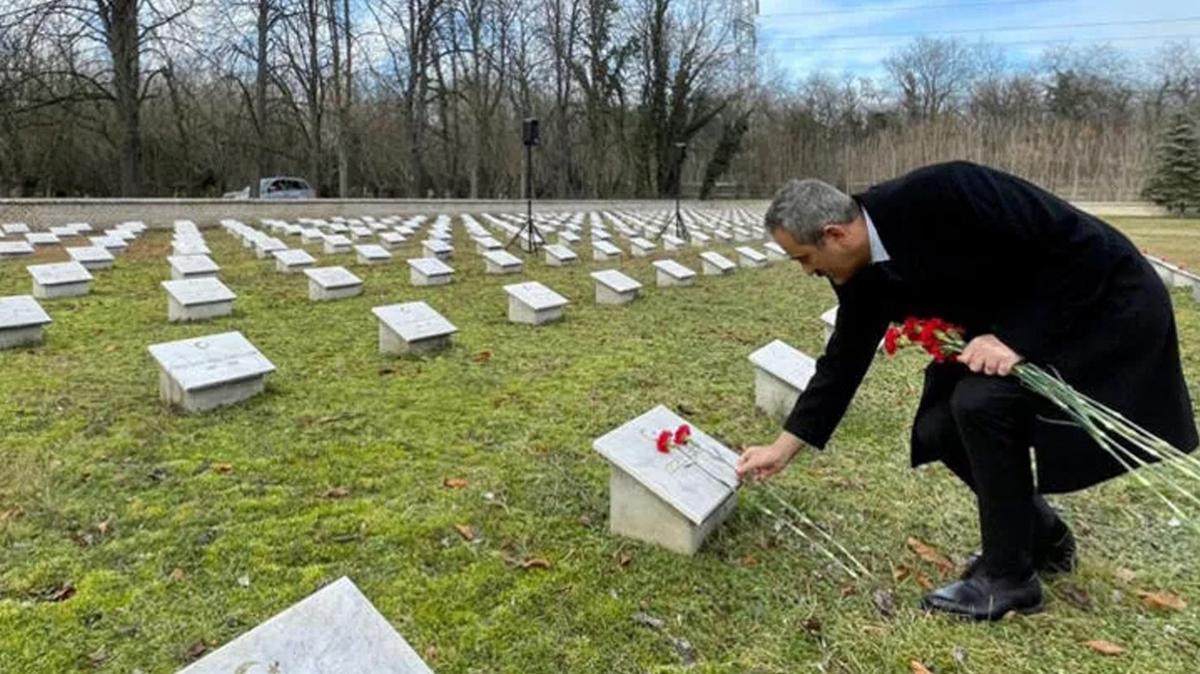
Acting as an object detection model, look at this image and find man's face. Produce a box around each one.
[772,224,865,286]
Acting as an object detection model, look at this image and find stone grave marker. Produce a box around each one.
[90,235,128,254]
[483,249,523,275]
[662,234,684,251]
[559,231,581,246]
[407,257,454,287]
[474,236,502,254]
[169,254,220,281]
[764,241,787,262]
[422,239,454,261]
[373,301,458,355]
[173,239,210,257]
[176,577,434,674]
[504,281,568,325]
[592,405,739,555]
[2,223,30,236]
[304,267,363,301]
[254,238,287,259]
[748,339,816,422]
[690,232,711,247]
[28,261,93,299]
[592,240,622,262]
[699,251,736,276]
[273,249,317,273]
[379,231,407,250]
[0,295,52,349]
[66,246,115,271]
[735,246,768,269]
[629,237,655,257]
[652,259,696,288]
[544,243,579,267]
[148,331,275,413]
[162,278,237,322]
[323,234,353,255]
[590,269,642,305]
[0,241,35,259]
[355,244,393,266]
[26,232,60,247]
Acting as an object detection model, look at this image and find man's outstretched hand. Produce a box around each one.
[736,432,804,483]
[957,334,1022,376]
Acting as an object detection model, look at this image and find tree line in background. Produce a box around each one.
[1,0,1198,205]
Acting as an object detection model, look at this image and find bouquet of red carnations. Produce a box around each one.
[886,317,1200,522]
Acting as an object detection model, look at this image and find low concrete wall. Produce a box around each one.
[0,198,770,231]
[0,197,1169,231]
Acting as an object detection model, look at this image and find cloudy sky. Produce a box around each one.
[756,0,1200,81]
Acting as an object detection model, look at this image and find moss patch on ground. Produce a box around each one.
[2,219,1199,673]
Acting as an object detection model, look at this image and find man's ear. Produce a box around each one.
[822,223,847,244]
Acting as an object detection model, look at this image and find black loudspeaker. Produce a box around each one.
[523,118,540,147]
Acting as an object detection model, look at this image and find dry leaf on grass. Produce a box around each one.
[1115,567,1137,583]
[322,487,350,499]
[442,478,469,489]
[96,518,111,535]
[47,582,75,602]
[0,507,24,522]
[453,524,475,541]
[1086,640,1125,656]
[472,351,492,364]
[186,641,208,660]
[213,463,233,474]
[521,557,552,570]
[906,536,955,576]
[1138,590,1186,611]
[910,660,933,674]
[169,567,187,581]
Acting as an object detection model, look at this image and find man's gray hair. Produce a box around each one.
[764,179,861,245]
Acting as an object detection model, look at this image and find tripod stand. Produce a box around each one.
[655,142,691,242]
[507,118,546,253]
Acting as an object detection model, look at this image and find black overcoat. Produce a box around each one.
[783,161,1198,493]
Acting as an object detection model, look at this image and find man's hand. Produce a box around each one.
[957,334,1021,376]
[736,432,804,482]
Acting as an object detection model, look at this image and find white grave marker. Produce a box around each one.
[355,244,393,266]
[379,231,407,250]
[699,251,736,276]
[162,278,236,322]
[590,269,642,305]
[323,235,353,255]
[148,331,275,413]
[474,236,502,254]
[407,257,454,287]
[169,255,220,280]
[483,250,523,275]
[65,246,115,271]
[273,248,317,273]
[544,243,579,267]
[748,340,816,421]
[25,232,60,247]
[764,241,787,262]
[593,405,739,555]
[0,295,52,349]
[629,237,656,257]
[422,239,453,261]
[176,577,434,674]
[304,266,363,301]
[504,281,568,325]
[28,261,93,299]
[373,301,458,355]
[592,240,622,262]
[652,259,697,288]
[0,241,34,259]
[735,246,768,269]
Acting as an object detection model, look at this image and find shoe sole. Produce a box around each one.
[920,598,1045,622]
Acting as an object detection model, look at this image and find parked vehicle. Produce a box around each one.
[223,176,316,199]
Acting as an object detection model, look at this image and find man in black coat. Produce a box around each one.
[737,161,1198,620]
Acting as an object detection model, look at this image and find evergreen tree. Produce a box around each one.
[1144,112,1200,215]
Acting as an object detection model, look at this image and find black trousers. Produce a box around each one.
[914,374,1059,578]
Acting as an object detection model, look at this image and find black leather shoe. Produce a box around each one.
[921,573,1044,621]
[961,524,1077,580]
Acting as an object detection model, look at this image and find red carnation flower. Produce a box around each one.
[884,326,900,356]
[674,424,691,445]
[656,431,672,453]
[902,317,919,339]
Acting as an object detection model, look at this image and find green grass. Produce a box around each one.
[2,219,1199,673]
[1112,216,1200,271]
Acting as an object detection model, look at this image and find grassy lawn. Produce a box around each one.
[2,218,1200,673]
[1111,216,1200,271]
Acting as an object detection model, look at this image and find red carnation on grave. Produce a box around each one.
[656,431,672,453]
[902,317,920,339]
[674,424,692,445]
[884,326,900,355]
